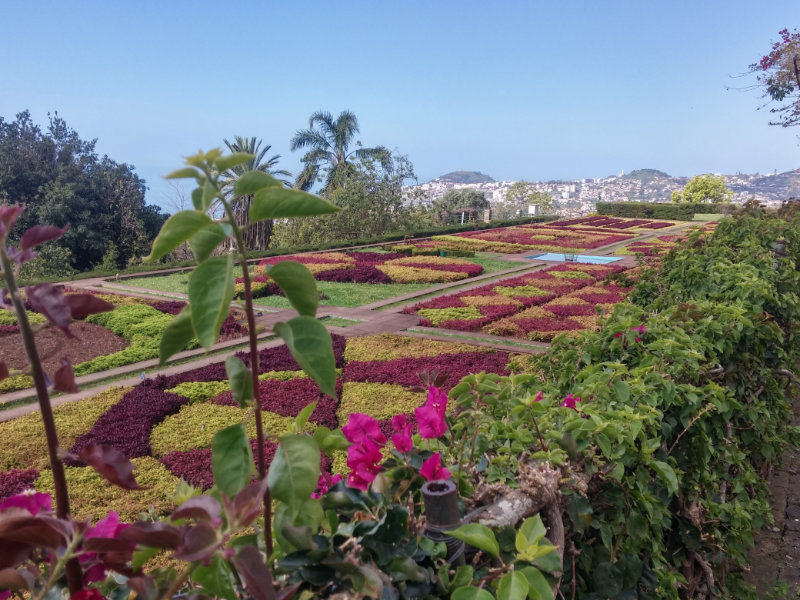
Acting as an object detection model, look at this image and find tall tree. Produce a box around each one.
[671,174,733,204]
[290,110,389,192]
[0,111,166,271]
[430,188,490,225]
[218,136,291,250]
[748,28,800,128]
[499,181,554,219]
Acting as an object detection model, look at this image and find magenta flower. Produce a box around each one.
[342,413,387,446]
[0,490,52,515]
[81,511,131,583]
[561,394,580,409]
[346,438,383,470]
[533,391,544,402]
[415,386,448,439]
[391,425,414,453]
[419,453,451,481]
[312,473,343,499]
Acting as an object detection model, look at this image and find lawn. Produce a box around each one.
[115,255,524,308]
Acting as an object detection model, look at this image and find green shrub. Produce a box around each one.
[596,201,737,220]
[416,306,482,325]
[0,308,46,325]
[166,381,231,403]
[337,382,425,422]
[0,373,34,393]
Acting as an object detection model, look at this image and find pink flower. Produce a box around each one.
[415,386,448,439]
[72,590,107,600]
[0,491,52,515]
[342,413,387,446]
[391,425,414,453]
[390,414,407,432]
[561,394,580,409]
[533,391,544,402]
[346,438,383,471]
[312,473,343,499]
[419,453,451,481]
[81,511,131,583]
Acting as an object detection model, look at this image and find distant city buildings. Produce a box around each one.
[403,169,800,217]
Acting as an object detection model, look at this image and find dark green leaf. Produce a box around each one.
[225,356,253,408]
[497,571,528,600]
[267,261,319,317]
[190,223,228,263]
[452,587,495,600]
[191,556,237,600]
[189,255,234,350]
[519,566,554,600]
[159,307,195,365]
[268,435,320,511]
[211,424,253,497]
[651,460,678,495]
[214,152,254,173]
[250,187,340,221]
[612,380,630,403]
[146,211,212,262]
[234,171,282,196]
[273,316,337,398]
[446,523,499,558]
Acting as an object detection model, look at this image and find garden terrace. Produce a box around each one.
[550,215,677,231]
[402,262,633,340]
[0,333,515,519]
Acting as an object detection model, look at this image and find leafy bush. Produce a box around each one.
[596,201,737,220]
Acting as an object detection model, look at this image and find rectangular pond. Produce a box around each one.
[526,253,623,264]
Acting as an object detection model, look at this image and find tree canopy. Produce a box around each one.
[671,174,733,204]
[430,188,490,225]
[498,181,554,219]
[290,110,389,192]
[749,28,800,128]
[0,111,166,271]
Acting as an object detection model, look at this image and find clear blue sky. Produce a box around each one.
[1,1,797,211]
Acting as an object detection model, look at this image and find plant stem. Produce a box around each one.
[222,202,273,556]
[161,562,197,600]
[0,245,83,595]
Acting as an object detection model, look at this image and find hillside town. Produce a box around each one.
[403,168,800,216]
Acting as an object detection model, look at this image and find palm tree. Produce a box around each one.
[290,110,389,192]
[218,136,291,250]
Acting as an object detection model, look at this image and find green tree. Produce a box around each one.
[498,181,554,219]
[0,111,167,271]
[273,152,422,247]
[218,136,291,250]
[748,28,800,127]
[671,174,733,204]
[290,110,389,192]
[430,188,490,225]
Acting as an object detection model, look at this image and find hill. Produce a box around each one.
[435,171,495,184]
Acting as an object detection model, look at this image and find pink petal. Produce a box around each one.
[342,413,387,446]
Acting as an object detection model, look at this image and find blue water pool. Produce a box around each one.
[526,253,622,264]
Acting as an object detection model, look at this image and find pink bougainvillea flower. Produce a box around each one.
[415,386,448,439]
[312,473,343,499]
[81,511,131,583]
[0,490,52,515]
[342,413,387,446]
[391,423,414,453]
[419,453,451,482]
[533,391,544,402]
[390,414,407,432]
[561,393,580,409]
[346,438,383,471]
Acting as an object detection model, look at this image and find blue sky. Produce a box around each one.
[1,1,798,210]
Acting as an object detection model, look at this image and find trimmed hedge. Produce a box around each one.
[596,201,737,220]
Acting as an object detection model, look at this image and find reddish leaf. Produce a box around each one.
[126,575,159,599]
[82,537,136,553]
[0,540,32,570]
[64,294,114,320]
[19,224,69,251]
[171,495,221,523]
[0,567,31,591]
[0,362,8,382]
[0,204,24,241]
[0,510,72,549]
[25,283,73,336]
[230,544,277,600]
[231,477,269,527]
[118,522,182,549]
[174,521,221,562]
[79,443,145,490]
[53,357,79,394]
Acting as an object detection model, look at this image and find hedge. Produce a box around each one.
[596,201,736,220]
